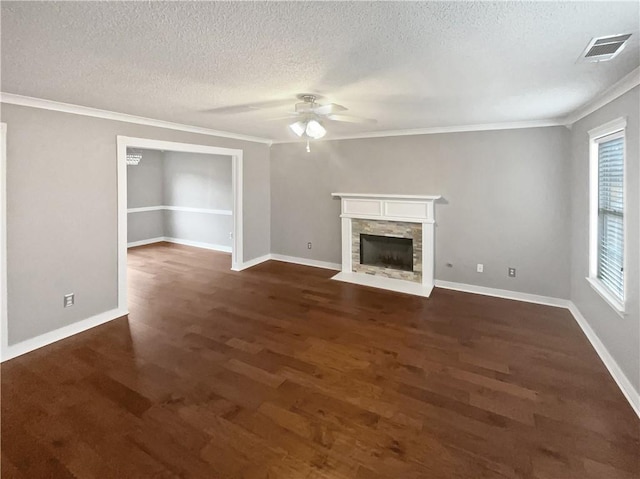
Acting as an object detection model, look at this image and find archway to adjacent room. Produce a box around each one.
[116,136,243,313]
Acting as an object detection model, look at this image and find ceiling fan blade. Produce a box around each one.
[327,114,377,124]
[201,98,293,115]
[313,103,348,115]
[264,114,300,122]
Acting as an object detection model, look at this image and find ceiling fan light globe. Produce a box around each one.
[305,120,326,139]
[289,121,306,137]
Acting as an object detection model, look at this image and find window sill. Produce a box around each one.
[585,277,626,317]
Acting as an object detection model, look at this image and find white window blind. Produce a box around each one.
[597,135,624,301]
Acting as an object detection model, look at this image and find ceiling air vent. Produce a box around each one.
[578,34,632,62]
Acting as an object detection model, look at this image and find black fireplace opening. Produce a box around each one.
[360,234,413,271]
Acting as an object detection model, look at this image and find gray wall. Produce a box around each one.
[2,103,270,345]
[163,151,233,247]
[126,150,233,247]
[569,86,639,395]
[270,126,572,299]
[128,210,164,244]
[127,148,164,243]
[163,151,232,209]
[127,148,164,207]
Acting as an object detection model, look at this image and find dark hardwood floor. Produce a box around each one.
[2,242,638,478]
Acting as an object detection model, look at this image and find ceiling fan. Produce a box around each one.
[275,93,376,152]
[280,94,377,142]
[205,94,376,151]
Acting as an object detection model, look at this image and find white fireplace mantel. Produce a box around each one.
[331,193,442,297]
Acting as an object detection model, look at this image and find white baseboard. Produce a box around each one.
[127,237,165,248]
[567,302,640,419]
[232,254,271,271]
[232,254,341,272]
[127,236,231,253]
[1,308,128,362]
[433,280,639,418]
[7,248,637,418]
[163,237,231,253]
[434,280,570,308]
[270,254,341,271]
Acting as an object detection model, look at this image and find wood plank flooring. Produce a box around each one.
[2,242,638,478]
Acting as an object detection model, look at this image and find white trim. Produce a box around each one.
[331,193,441,201]
[232,254,272,271]
[272,119,564,144]
[127,205,232,216]
[127,206,164,213]
[0,123,7,359]
[563,67,640,126]
[587,118,627,316]
[585,277,625,317]
[127,237,166,248]
[1,308,128,362]
[0,92,272,145]
[162,237,231,253]
[127,237,232,253]
[270,254,341,271]
[433,280,639,417]
[340,214,435,224]
[232,253,341,272]
[588,117,627,140]
[117,136,243,312]
[434,280,570,308]
[567,302,640,419]
[3,71,637,146]
[333,193,439,296]
[332,271,434,297]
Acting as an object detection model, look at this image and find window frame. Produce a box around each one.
[587,117,627,316]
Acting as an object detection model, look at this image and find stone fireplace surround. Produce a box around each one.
[331,193,441,297]
[352,219,422,282]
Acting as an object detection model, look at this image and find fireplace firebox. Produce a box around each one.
[360,234,413,271]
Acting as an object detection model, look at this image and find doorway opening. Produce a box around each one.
[117,136,243,313]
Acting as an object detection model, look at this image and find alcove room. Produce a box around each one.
[126,146,236,313]
[1,1,639,478]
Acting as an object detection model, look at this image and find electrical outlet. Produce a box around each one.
[508,267,516,277]
[64,293,74,308]
[307,242,312,249]
[228,231,233,239]
[476,264,484,273]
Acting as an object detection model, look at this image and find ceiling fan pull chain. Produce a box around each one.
[306,140,311,153]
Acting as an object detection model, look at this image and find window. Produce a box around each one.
[588,118,626,314]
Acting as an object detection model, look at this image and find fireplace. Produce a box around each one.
[360,234,413,271]
[331,193,441,297]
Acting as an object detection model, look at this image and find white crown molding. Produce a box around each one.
[271,119,565,144]
[562,67,640,126]
[2,68,637,146]
[0,92,273,145]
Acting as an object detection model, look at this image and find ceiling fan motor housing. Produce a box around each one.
[295,94,318,114]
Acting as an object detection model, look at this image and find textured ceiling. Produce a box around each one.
[2,1,639,141]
